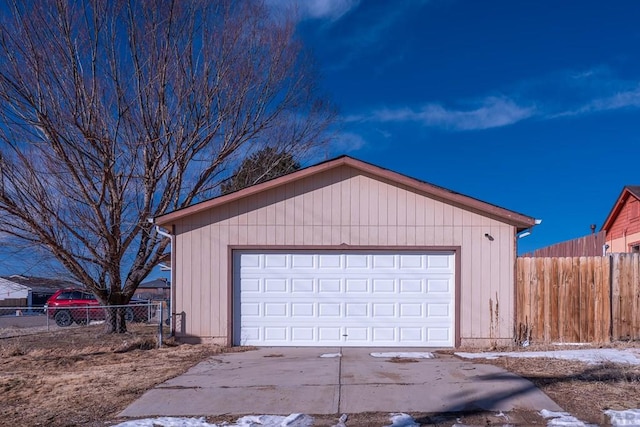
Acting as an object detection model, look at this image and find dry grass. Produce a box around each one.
[0,324,220,427]
[462,343,640,425]
[4,325,640,426]
[387,356,420,363]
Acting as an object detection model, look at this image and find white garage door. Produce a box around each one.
[233,251,455,347]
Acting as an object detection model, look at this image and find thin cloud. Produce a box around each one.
[555,86,640,118]
[331,131,367,152]
[515,67,640,119]
[350,97,535,131]
[347,68,640,132]
[303,0,360,20]
[345,1,431,51]
[321,1,429,73]
[265,0,360,22]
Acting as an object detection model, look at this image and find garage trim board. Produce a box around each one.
[232,249,459,347]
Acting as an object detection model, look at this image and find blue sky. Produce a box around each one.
[282,0,640,254]
[2,1,639,278]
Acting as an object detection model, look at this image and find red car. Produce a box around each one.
[45,288,150,327]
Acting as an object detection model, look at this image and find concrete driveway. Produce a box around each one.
[119,347,561,418]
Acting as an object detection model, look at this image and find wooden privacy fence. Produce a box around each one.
[516,253,640,343]
[521,230,606,257]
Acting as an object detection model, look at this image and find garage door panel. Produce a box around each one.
[427,328,451,342]
[373,279,395,293]
[291,254,314,268]
[264,254,287,268]
[345,254,368,268]
[372,254,395,268]
[427,279,452,294]
[319,327,342,341]
[292,279,313,292]
[292,327,314,341]
[234,251,455,347]
[400,303,423,317]
[345,279,367,292]
[399,279,422,293]
[264,279,287,293]
[373,303,395,317]
[319,303,341,317]
[345,303,368,317]
[240,254,261,268]
[399,254,423,268]
[427,303,451,317]
[292,303,314,316]
[319,254,341,268]
[319,279,340,293]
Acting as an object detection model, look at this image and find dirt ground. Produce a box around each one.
[1,324,637,426]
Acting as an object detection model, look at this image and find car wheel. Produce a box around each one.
[54,310,72,327]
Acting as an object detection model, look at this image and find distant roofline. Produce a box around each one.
[601,185,640,231]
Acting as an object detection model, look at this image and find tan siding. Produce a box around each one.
[396,186,406,226]
[387,185,397,227]
[369,179,379,226]
[609,230,640,252]
[460,224,473,339]
[359,175,369,226]
[172,166,518,346]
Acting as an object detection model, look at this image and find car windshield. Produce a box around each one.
[56,291,95,300]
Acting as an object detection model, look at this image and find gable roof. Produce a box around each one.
[601,185,640,232]
[155,155,537,230]
[139,278,170,289]
[0,277,30,292]
[2,275,78,293]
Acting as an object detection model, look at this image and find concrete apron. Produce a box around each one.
[119,347,562,418]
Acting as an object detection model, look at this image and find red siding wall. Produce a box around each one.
[608,197,640,240]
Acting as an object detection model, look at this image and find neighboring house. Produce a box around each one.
[1,275,77,308]
[155,156,537,348]
[524,185,640,257]
[602,186,640,253]
[134,278,170,301]
[0,277,30,310]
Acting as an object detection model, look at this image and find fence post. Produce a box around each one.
[608,253,614,341]
[157,302,163,348]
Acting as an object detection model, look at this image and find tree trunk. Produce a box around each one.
[104,306,127,333]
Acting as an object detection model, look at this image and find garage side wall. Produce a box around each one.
[173,166,516,347]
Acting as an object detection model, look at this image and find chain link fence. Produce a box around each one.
[0,301,168,345]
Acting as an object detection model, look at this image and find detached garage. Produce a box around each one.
[155,156,537,348]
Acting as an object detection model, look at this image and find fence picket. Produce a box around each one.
[516,254,640,344]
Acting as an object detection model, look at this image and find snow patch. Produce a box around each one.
[385,413,419,427]
[370,352,435,359]
[320,353,341,358]
[456,349,640,365]
[114,414,314,427]
[114,417,217,427]
[552,343,589,346]
[236,413,314,426]
[331,413,348,427]
[540,409,595,426]
[605,409,640,426]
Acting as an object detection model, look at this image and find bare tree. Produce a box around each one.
[0,0,335,332]
[220,147,301,195]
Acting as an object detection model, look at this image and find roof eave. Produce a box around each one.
[601,187,640,232]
